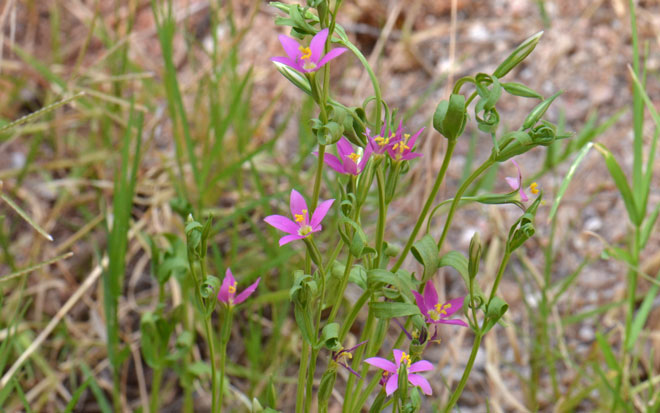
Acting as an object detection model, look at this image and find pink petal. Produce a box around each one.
[400,152,423,160]
[505,176,520,191]
[407,127,424,148]
[336,137,353,158]
[309,28,329,63]
[409,360,433,373]
[217,268,235,303]
[234,277,261,304]
[279,234,304,246]
[423,282,439,309]
[264,215,299,235]
[436,318,469,327]
[408,374,432,395]
[519,187,529,202]
[270,56,302,72]
[321,153,346,174]
[316,47,347,68]
[278,34,302,60]
[392,349,404,368]
[358,145,372,172]
[385,373,399,396]
[289,189,309,224]
[310,199,334,228]
[412,291,428,316]
[340,154,359,175]
[364,357,397,373]
[441,297,465,317]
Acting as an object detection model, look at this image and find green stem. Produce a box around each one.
[436,159,494,254]
[338,40,382,131]
[344,305,376,411]
[487,251,511,305]
[375,166,387,267]
[305,348,320,412]
[391,139,456,272]
[339,289,371,341]
[327,254,355,323]
[444,333,483,412]
[297,342,310,413]
[218,308,233,411]
[203,316,218,412]
[150,366,163,413]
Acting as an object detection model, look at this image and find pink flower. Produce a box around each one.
[505,159,529,202]
[365,350,434,396]
[412,282,467,327]
[365,126,395,156]
[332,341,368,378]
[386,123,424,161]
[264,189,334,246]
[318,137,372,175]
[217,268,260,306]
[271,28,347,73]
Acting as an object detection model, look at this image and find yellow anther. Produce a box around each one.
[294,214,304,223]
[530,182,539,194]
[299,46,312,60]
[374,136,390,147]
[228,282,237,294]
[348,153,360,163]
[400,352,412,368]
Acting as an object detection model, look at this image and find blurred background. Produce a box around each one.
[0,0,659,411]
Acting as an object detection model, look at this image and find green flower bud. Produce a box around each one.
[493,31,543,78]
[433,93,467,140]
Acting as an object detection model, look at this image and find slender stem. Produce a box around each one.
[203,317,218,412]
[339,289,371,341]
[297,342,310,413]
[218,308,233,411]
[327,254,355,323]
[305,348,320,412]
[436,159,494,254]
[487,252,511,305]
[338,40,382,131]
[344,305,376,410]
[149,366,163,413]
[392,139,456,272]
[375,166,387,267]
[444,333,483,412]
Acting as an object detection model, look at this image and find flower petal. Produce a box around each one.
[364,357,397,373]
[321,153,345,174]
[217,268,235,303]
[408,374,433,395]
[279,234,304,246]
[392,349,404,368]
[423,282,439,309]
[441,297,465,317]
[401,152,423,160]
[270,56,302,72]
[264,215,299,234]
[317,47,347,68]
[519,187,529,202]
[385,373,399,396]
[289,189,309,224]
[412,291,429,316]
[234,277,261,305]
[309,28,329,63]
[358,145,372,172]
[407,127,424,148]
[436,318,469,327]
[336,137,353,159]
[310,199,334,228]
[409,360,433,373]
[505,176,520,191]
[278,34,302,60]
[340,154,359,175]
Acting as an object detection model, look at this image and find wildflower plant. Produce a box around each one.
[259,1,569,412]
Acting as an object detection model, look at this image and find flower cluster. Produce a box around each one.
[366,122,423,161]
[318,137,371,176]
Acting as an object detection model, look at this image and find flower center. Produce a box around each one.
[336,349,352,364]
[299,46,312,60]
[392,135,411,158]
[428,303,451,321]
[298,224,313,237]
[374,136,390,147]
[294,209,308,223]
[400,352,412,369]
[348,152,360,163]
[228,282,237,295]
[530,182,539,194]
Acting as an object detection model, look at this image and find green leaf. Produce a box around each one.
[294,303,315,345]
[318,323,341,351]
[482,296,508,333]
[493,31,543,78]
[626,268,660,351]
[501,82,543,99]
[433,93,467,140]
[438,251,469,283]
[369,302,420,319]
[522,91,561,130]
[411,235,440,281]
[594,143,640,225]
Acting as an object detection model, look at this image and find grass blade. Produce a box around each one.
[547,142,593,222]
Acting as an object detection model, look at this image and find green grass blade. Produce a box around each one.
[0,252,73,283]
[63,377,92,413]
[594,143,639,225]
[626,268,660,351]
[0,93,85,133]
[547,142,593,222]
[0,193,53,242]
[79,364,112,413]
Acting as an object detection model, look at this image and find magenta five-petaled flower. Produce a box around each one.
[264,189,334,246]
[412,282,468,327]
[366,122,423,161]
[505,159,529,202]
[217,268,260,307]
[365,349,434,396]
[318,137,372,176]
[271,28,347,73]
